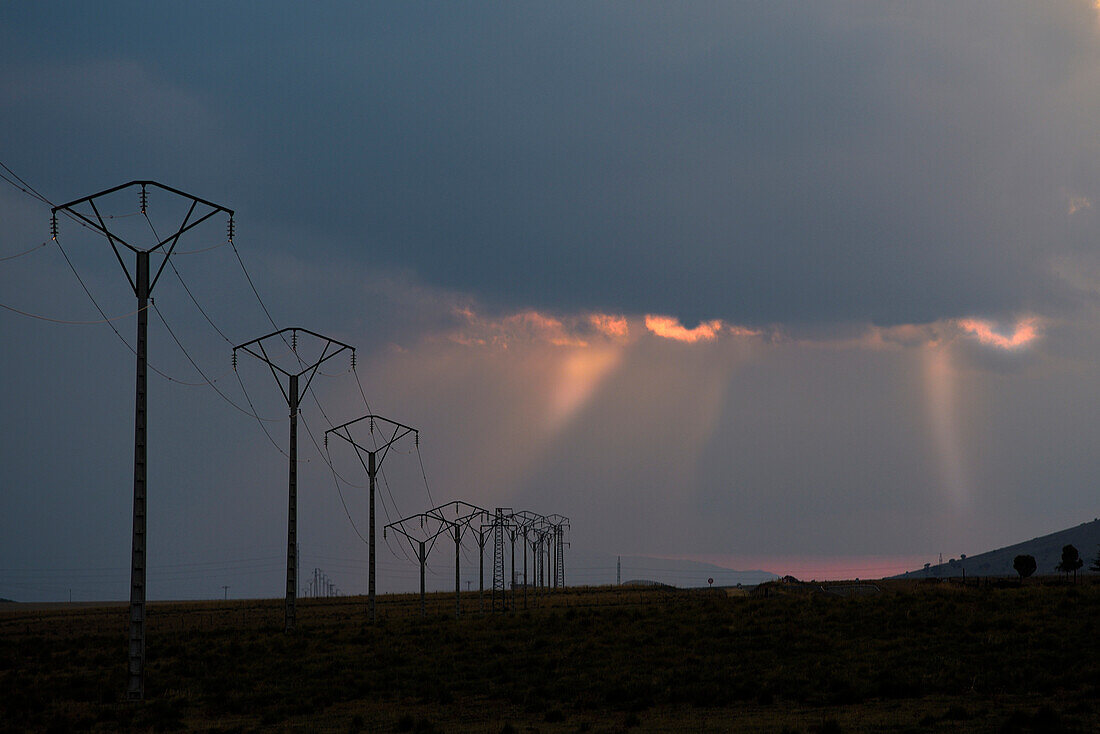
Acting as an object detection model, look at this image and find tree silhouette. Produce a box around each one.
[1056,544,1083,583]
[1013,554,1036,580]
[1091,546,1100,573]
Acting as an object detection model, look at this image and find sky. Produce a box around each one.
[4,2,1100,600]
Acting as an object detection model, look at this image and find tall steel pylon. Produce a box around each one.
[546,514,570,589]
[324,414,418,623]
[234,328,354,632]
[51,181,232,701]
[490,508,514,611]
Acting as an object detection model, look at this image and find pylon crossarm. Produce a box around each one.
[349,437,375,479]
[84,199,138,291]
[385,515,455,554]
[55,180,232,256]
[251,341,292,403]
[235,328,354,368]
[512,510,549,529]
[325,414,417,472]
[328,413,417,437]
[148,204,220,252]
[147,199,199,289]
[59,199,138,252]
[297,341,333,396]
[53,180,234,217]
[425,501,488,531]
[235,328,354,384]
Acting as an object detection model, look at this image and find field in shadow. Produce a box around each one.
[1,579,1098,732]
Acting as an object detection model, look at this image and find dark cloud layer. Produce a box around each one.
[5,3,1100,601]
[5,2,1100,326]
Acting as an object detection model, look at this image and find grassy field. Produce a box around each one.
[1,579,1098,732]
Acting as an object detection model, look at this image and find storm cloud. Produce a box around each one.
[4,3,1100,600]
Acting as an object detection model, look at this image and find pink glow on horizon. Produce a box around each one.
[956,316,1041,350]
[667,553,933,581]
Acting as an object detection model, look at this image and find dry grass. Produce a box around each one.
[1,580,1097,732]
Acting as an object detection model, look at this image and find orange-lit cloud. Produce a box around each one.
[449,307,586,348]
[449,307,635,349]
[444,306,630,434]
[644,315,724,342]
[452,304,1043,358]
[955,316,1041,350]
[590,313,629,339]
[1068,195,1092,215]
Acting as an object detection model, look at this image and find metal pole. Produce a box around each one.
[127,251,149,701]
[510,530,516,611]
[478,530,485,613]
[286,374,298,632]
[551,528,557,589]
[523,528,528,610]
[368,451,376,623]
[455,525,461,618]
[419,540,426,617]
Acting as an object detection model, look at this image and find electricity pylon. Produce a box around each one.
[546,514,570,588]
[51,181,232,701]
[425,501,489,618]
[385,513,456,616]
[233,328,354,632]
[324,414,418,623]
[488,508,520,612]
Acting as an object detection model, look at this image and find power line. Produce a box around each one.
[229,239,281,334]
[54,235,211,386]
[0,240,48,262]
[0,300,149,325]
[145,211,235,346]
[163,239,229,256]
[0,161,51,205]
[151,302,280,422]
[234,370,290,453]
[325,443,371,546]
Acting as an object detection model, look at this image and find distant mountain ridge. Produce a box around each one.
[617,555,777,588]
[894,519,1100,579]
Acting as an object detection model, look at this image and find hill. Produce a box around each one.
[895,518,1100,579]
[616,555,776,587]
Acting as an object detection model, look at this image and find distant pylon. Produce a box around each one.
[492,508,510,611]
[555,527,565,587]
